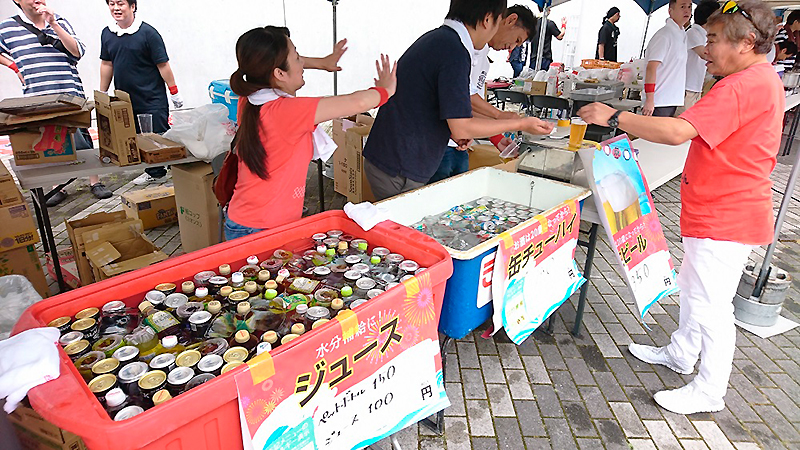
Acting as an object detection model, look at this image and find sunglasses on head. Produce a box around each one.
[722,0,755,24]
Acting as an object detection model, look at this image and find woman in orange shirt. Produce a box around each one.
[225,26,395,240]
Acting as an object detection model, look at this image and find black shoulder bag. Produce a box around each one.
[12,15,72,57]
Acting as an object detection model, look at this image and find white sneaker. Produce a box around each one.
[132,173,157,185]
[654,383,725,415]
[628,343,693,375]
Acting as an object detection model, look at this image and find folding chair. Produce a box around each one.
[494,89,532,115]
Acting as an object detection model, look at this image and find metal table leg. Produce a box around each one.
[30,194,48,253]
[317,159,326,212]
[783,106,800,157]
[419,336,452,435]
[34,187,67,293]
[573,223,599,336]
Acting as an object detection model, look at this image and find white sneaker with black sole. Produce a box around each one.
[654,383,725,415]
[628,343,693,375]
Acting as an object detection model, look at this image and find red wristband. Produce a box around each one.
[8,62,18,73]
[169,85,179,95]
[369,87,389,107]
[644,83,655,94]
[489,134,504,147]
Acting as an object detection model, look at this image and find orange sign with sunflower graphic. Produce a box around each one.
[234,271,449,450]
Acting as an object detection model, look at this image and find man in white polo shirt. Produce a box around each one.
[643,0,693,117]
[430,4,537,183]
[677,0,719,116]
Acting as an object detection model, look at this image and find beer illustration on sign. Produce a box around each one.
[578,135,678,319]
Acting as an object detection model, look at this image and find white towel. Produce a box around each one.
[0,328,61,413]
[247,88,337,162]
[344,202,390,232]
[108,16,142,36]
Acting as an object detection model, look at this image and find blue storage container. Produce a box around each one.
[379,167,591,339]
[208,79,239,123]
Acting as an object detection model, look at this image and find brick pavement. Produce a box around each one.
[4,151,800,449]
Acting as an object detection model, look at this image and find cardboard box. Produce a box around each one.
[8,405,86,450]
[171,162,220,253]
[120,185,178,230]
[0,202,39,252]
[137,133,187,164]
[45,247,80,290]
[332,114,373,197]
[94,90,140,166]
[9,126,77,166]
[0,161,23,206]
[331,115,376,203]
[524,80,547,96]
[0,94,92,134]
[65,211,136,285]
[85,227,168,280]
[468,144,510,170]
[0,245,49,298]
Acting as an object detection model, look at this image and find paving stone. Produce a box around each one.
[722,390,762,423]
[505,369,534,400]
[739,346,782,374]
[444,382,466,417]
[730,443,761,450]
[680,440,711,450]
[478,355,506,384]
[470,436,499,450]
[456,341,480,369]
[752,404,800,442]
[444,352,460,383]
[544,417,578,449]
[761,387,800,421]
[661,411,701,438]
[513,400,546,437]
[533,385,564,418]
[555,335,582,358]
[496,343,524,369]
[578,386,614,419]
[595,418,630,450]
[576,438,604,450]
[563,401,598,437]
[637,371,666,392]
[736,362,778,388]
[623,385,664,420]
[728,374,769,404]
[577,343,609,372]
[607,358,641,386]
[523,437,552,449]
[768,373,800,401]
[539,343,567,370]
[486,384,515,417]
[710,409,754,443]
[565,357,595,386]
[475,335,498,355]
[593,372,628,402]
[516,335,539,356]
[465,400,495,437]
[610,402,649,438]
[643,420,682,450]
[593,333,624,358]
[461,369,487,400]
[494,417,523,450]
[418,436,446,449]
[693,421,736,450]
[521,355,552,385]
[629,439,658,450]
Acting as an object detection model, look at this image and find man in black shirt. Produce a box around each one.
[596,7,620,61]
[529,6,566,71]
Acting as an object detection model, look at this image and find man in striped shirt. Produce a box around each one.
[775,11,800,73]
[0,0,111,205]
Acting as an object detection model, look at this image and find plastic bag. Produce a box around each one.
[0,275,44,341]
[163,104,236,162]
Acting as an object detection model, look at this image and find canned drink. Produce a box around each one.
[59,331,83,347]
[167,366,195,396]
[228,291,249,306]
[344,270,362,284]
[176,350,202,369]
[185,373,215,391]
[149,353,176,373]
[218,264,232,276]
[155,283,176,296]
[326,229,343,238]
[399,260,420,276]
[350,299,368,309]
[273,249,294,261]
[415,267,427,275]
[371,247,390,259]
[223,347,249,364]
[207,276,229,295]
[144,290,166,308]
[367,289,384,299]
[92,335,124,357]
[311,232,328,245]
[476,198,490,206]
[70,318,99,342]
[239,265,260,280]
[400,275,415,282]
[306,306,331,323]
[89,373,118,406]
[75,351,106,382]
[352,263,370,275]
[164,293,188,311]
[176,302,204,321]
[197,354,224,376]
[48,316,72,334]
[355,277,377,295]
[193,270,216,287]
[322,237,339,249]
[114,405,144,421]
[313,266,332,279]
[117,361,148,395]
[152,389,172,406]
[113,346,140,364]
[75,307,100,322]
[188,311,213,339]
[222,361,245,374]
[314,288,337,306]
[138,370,167,406]
[197,338,228,357]
[350,238,368,251]
[477,215,491,222]
[92,357,121,377]
[102,301,127,315]
[375,273,398,286]
[385,282,401,290]
[344,255,362,266]
[386,253,404,269]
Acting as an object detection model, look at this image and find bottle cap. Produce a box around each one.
[231,272,244,284]
[264,289,278,300]
[332,298,344,310]
[312,319,330,329]
[162,335,178,348]
[138,300,154,313]
[296,304,308,314]
[234,330,250,344]
[219,286,233,297]
[265,280,278,290]
[281,334,300,345]
[114,405,144,421]
[219,264,231,275]
[195,287,208,298]
[207,301,222,314]
[338,241,348,251]
[244,281,258,294]
[341,286,353,297]
[276,268,290,282]
[237,302,251,315]
[181,281,195,294]
[188,310,212,325]
[358,242,368,251]
[256,342,272,355]
[105,388,126,407]
[316,245,327,254]
[370,255,381,265]
[258,270,271,282]
[247,255,259,265]
[325,248,336,257]
[153,389,172,406]
[291,323,305,335]
[262,331,278,344]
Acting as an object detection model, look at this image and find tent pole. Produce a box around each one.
[535,3,549,71]
[332,0,339,95]
[640,13,652,57]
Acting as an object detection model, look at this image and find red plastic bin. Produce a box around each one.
[13,211,453,450]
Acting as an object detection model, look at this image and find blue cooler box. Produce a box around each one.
[209,79,239,123]
[379,167,591,339]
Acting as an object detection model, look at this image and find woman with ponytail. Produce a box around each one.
[224,26,396,241]
[597,7,621,61]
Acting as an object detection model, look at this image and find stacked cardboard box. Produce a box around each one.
[171,162,221,253]
[0,162,47,297]
[8,405,87,450]
[120,185,178,230]
[331,114,375,203]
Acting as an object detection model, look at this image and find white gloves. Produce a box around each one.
[171,91,184,109]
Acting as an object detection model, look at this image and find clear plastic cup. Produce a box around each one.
[137,114,153,134]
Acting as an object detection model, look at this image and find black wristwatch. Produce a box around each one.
[607,110,622,128]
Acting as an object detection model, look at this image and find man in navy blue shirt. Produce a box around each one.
[363,0,553,200]
[100,0,183,183]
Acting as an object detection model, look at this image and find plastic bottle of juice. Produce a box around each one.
[139,301,181,339]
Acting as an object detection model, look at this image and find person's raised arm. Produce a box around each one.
[470,94,519,120]
[447,116,553,140]
[100,60,113,92]
[314,54,396,124]
[579,102,698,145]
[37,6,82,58]
[642,61,660,116]
[304,39,348,72]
